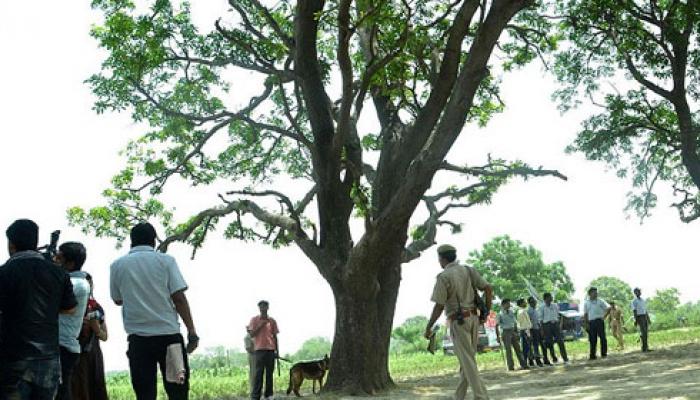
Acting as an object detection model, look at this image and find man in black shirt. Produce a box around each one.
[0,219,77,400]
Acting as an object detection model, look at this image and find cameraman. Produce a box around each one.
[55,242,91,400]
[424,245,493,400]
[0,219,77,400]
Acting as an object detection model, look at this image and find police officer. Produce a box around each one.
[425,245,493,400]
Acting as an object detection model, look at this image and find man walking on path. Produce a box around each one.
[247,301,279,400]
[497,299,528,371]
[0,219,78,400]
[55,242,91,400]
[539,293,569,364]
[527,297,547,366]
[111,222,199,400]
[425,245,493,400]
[632,288,651,352]
[584,287,610,360]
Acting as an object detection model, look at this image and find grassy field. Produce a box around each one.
[106,326,700,399]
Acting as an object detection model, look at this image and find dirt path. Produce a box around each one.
[302,342,700,400]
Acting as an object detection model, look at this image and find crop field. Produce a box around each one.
[106,327,700,399]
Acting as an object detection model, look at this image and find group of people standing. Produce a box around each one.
[424,244,655,400]
[0,219,108,400]
[0,219,199,400]
[583,286,651,359]
[496,294,570,370]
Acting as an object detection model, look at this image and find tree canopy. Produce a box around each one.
[648,287,681,315]
[588,276,634,308]
[553,0,700,222]
[468,235,574,302]
[69,0,564,393]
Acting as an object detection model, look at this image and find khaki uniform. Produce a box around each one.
[431,262,489,400]
[608,307,624,350]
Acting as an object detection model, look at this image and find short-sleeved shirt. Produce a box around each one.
[0,251,77,362]
[110,246,188,336]
[584,298,610,321]
[59,271,91,353]
[632,297,648,316]
[539,302,560,324]
[516,308,532,330]
[527,306,541,329]
[430,262,488,317]
[497,309,517,330]
[247,316,279,351]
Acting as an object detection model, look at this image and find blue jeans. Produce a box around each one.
[0,357,60,400]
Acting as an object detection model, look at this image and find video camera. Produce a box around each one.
[37,230,61,262]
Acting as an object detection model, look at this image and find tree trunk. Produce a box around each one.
[322,237,404,395]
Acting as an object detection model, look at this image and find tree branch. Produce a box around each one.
[440,161,569,181]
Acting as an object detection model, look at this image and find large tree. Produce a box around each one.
[553,0,700,222]
[468,235,575,301]
[72,0,563,393]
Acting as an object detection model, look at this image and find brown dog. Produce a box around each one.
[286,354,330,397]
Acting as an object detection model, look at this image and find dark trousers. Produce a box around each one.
[636,315,650,351]
[520,330,533,363]
[251,350,275,399]
[56,347,80,400]
[127,334,189,400]
[543,322,568,362]
[501,329,525,370]
[531,327,545,360]
[0,357,60,400]
[588,319,607,358]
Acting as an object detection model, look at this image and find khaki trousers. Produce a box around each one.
[451,316,489,400]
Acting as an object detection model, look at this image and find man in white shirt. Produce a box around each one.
[632,288,651,352]
[55,242,91,400]
[538,293,569,364]
[111,222,199,400]
[584,287,610,360]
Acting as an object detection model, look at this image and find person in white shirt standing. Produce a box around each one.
[538,293,568,364]
[632,288,651,352]
[55,242,91,400]
[110,222,199,400]
[584,287,610,360]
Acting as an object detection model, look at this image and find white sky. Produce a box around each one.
[1,1,699,372]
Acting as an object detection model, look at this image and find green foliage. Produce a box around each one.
[390,316,440,354]
[71,0,562,251]
[468,235,575,302]
[588,276,634,308]
[553,0,700,222]
[648,288,682,315]
[292,337,332,361]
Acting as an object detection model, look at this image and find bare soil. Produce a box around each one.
[301,342,700,400]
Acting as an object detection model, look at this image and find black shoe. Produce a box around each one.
[589,356,597,361]
[602,354,607,359]
[552,357,558,363]
[536,358,544,367]
[529,359,535,367]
